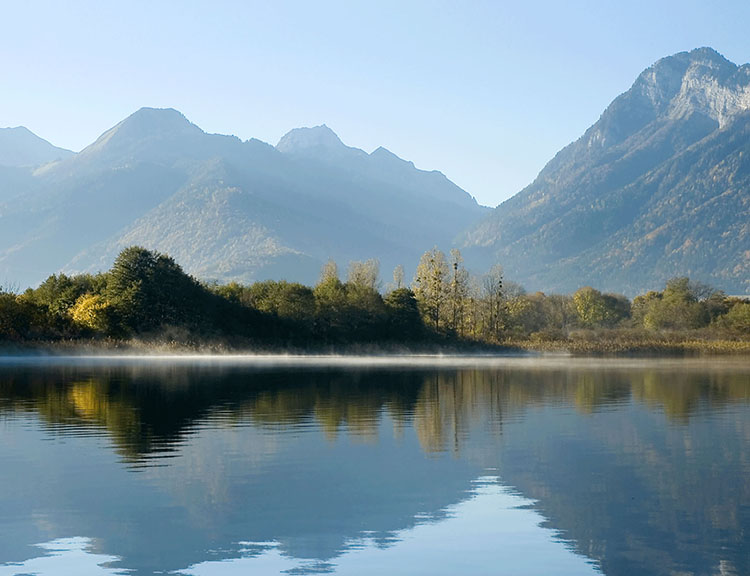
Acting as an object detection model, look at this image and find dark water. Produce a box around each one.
[0,356,748,576]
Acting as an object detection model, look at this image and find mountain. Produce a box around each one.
[0,126,73,168]
[462,47,750,295]
[0,108,488,288]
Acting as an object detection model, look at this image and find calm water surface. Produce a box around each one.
[0,355,748,575]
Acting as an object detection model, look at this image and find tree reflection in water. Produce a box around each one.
[0,358,747,576]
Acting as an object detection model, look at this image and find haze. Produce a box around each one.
[2,0,749,206]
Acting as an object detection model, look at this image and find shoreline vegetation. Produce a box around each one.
[2,336,750,358]
[1,246,749,358]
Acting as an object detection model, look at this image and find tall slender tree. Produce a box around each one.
[447,249,469,335]
[412,247,449,331]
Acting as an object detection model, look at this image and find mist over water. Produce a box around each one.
[1,352,749,372]
[0,357,748,575]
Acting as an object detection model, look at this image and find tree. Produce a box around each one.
[412,247,449,331]
[106,246,204,333]
[573,287,608,327]
[347,259,380,291]
[481,264,505,340]
[344,261,387,339]
[642,277,709,330]
[319,259,339,284]
[212,281,251,306]
[632,291,661,326]
[245,281,316,326]
[392,265,405,291]
[717,301,750,333]
[573,287,629,328]
[447,249,469,335]
[25,273,105,319]
[69,294,113,333]
[384,288,423,339]
[314,260,348,337]
[540,293,576,333]
[506,292,548,335]
[704,290,729,321]
[0,293,43,340]
[601,293,630,325]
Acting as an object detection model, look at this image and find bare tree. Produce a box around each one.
[392,265,405,291]
[347,259,380,291]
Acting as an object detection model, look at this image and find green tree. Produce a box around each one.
[384,288,423,339]
[505,293,548,336]
[345,261,387,339]
[573,287,629,328]
[573,287,608,327]
[211,281,251,306]
[717,301,750,334]
[314,260,348,337]
[106,246,204,333]
[25,273,105,320]
[601,293,631,325]
[248,281,315,324]
[539,293,576,335]
[643,277,709,330]
[632,291,661,326]
[0,293,40,340]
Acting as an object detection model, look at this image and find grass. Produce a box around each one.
[506,331,750,356]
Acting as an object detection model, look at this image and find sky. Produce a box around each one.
[1,0,749,207]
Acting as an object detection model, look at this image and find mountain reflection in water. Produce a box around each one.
[0,358,748,575]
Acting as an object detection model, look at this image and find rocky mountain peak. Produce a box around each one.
[633,48,735,106]
[583,48,750,152]
[81,108,201,155]
[462,47,750,295]
[634,48,749,124]
[76,107,206,165]
[276,125,345,154]
[119,107,199,134]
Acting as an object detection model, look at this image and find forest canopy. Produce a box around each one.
[1,246,748,349]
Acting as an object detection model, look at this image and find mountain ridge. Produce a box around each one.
[462,47,750,295]
[4,47,747,295]
[0,126,73,168]
[0,109,488,289]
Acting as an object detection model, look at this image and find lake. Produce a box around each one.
[0,355,748,575]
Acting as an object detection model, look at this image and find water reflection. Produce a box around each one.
[0,358,748,575]
[179,478,599,576]
[0,538,126,576]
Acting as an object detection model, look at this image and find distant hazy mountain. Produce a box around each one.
[0,126,73,168]
[0,109,487,288]
[462,47,750,295]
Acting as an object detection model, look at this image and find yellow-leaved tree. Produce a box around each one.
[70,294,112,333]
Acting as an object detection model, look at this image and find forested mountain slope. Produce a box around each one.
[462,47,750,295]
[0,109,488,288]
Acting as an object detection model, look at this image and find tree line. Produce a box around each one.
[0,246,748,347]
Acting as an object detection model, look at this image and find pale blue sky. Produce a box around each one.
[1,0,749,206]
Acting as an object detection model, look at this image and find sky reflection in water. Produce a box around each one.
[178,477,599,575]
[0,356,748,575]
[0,538,125,576]
[7,479,598,576]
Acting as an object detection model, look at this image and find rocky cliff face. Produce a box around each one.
[462,48,750,295]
